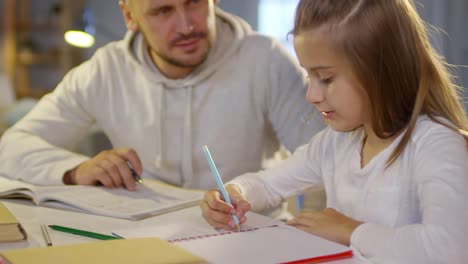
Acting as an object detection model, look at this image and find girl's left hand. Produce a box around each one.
[287,208,363,246]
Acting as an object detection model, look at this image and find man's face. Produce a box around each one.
[121,0,217,77]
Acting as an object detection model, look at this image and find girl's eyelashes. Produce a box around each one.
[304,69,335,84]
[320,77,334,85]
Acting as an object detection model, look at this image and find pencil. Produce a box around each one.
[48,225,121,240]
[202,145,241,231]
[41,224,53,246]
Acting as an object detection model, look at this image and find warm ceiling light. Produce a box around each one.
[64,6,95,48]
[64,30,95,48]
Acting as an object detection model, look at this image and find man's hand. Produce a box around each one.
[63,148,143,191]
[287,208,363,246]
[200,184,251,230]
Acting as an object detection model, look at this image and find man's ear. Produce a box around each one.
[119,1,139,31]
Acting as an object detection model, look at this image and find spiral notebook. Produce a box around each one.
[113,212,353,264]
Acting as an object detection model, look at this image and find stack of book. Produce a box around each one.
[0,202,27,244]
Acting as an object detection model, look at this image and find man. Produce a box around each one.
[0,0,323,194]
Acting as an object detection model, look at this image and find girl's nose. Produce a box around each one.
[305,81,325,104]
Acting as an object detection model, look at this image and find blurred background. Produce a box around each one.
[0,0,466,105]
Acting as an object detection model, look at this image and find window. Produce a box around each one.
[257,0,300,55]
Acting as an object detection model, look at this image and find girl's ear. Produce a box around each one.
[119,1,139,31]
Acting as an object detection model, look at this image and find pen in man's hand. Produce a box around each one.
[127,161,143,184]
[130,167,143,184]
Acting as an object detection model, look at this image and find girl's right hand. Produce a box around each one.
[200,184,252,230]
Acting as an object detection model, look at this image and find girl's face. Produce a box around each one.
[294,28,370,132]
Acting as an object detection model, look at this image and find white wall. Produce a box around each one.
[218,0,259,29]
[416,0,468,110]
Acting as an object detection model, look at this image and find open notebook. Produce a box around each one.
[113,212,353,264]
[0,177,203,220]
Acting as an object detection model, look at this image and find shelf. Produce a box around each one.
[3,0,85,99]
[28,87,52,98]
[15,20,60,32]
[16,50,60,65]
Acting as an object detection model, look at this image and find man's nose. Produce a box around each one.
[176,11,195,34]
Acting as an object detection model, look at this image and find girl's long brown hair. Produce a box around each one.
[293,0,468,165]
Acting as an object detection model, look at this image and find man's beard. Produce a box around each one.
[152,47,209,68]
[146,31,211,68]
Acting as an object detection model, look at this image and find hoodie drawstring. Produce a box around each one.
[155,85,194,187]
[155,85,165,168]
[181,86,194,186]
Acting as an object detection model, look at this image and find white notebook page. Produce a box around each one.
[175,224,351,264]
[113,212,351,263]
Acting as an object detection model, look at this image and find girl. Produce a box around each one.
[200,0,468,263]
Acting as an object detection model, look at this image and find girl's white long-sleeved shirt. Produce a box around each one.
[229,116,468,263]
[0,8,324,189]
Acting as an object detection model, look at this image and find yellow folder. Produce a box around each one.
[0,238,206,264]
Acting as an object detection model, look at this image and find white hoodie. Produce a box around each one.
[0,8,324,189]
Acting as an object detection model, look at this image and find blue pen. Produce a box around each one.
[202,145,241,231]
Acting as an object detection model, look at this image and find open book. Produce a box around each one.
[0,177,203,220]
[113,212,353,264]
